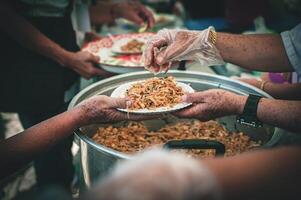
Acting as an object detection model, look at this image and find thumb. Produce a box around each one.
[88,54,100,64]
[109,97,130,109]
[125,12,144,26]
[155,43,178,65]
[182,92,206,103]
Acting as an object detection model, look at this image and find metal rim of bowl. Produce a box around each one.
[69,70,282,159]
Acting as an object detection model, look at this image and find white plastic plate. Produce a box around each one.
[110,79,194,114]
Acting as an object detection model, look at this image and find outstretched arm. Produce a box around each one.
[144,28,295,73]
[0,96,155,180]
[0,107,85,180]
[216,33,293,72]
[175,90,301,133]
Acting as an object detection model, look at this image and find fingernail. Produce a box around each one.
[126,100,132,107]
[156,56,163,64]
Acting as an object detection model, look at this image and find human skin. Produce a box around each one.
[89,1,155,28]
[174,89,301,133]
[0,1,154,79]
[85,146,301,200]
[204,146,301,200]
[0,96,156,180]
[215,33,293,72]
[238,78,301,100]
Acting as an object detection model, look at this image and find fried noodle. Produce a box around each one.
[126,76,184,110]
[92,120,261,158]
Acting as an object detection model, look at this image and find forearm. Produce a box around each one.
[263,82,301,100]
[231,94,301,132]
[216,32,293,72]
[89,2,114,25]
[0,107,87,179]
[204,146,301,200]
[0,2,70,65]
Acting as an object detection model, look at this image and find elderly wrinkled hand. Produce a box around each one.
[76,95,157,124]
[87,150,221,200]
[174,89,247,121]
[143,28,224,73]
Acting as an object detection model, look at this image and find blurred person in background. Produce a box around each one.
[0,0,153,190]
[88,146,301,200]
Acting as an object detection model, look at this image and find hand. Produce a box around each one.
[112,1,155,29]
[88,150,220,200]
[174,89,247,121]
[63,51,113,79]
[76,95,158,125]
[237,78,262,89]
[143,28,224,73]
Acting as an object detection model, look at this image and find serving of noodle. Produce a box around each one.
[92,120,261,158]
[126,76,185,110]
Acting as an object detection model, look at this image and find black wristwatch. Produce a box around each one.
[236,94,263,128]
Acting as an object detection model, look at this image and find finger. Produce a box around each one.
[173,106,197,118]
[88,53,100,64]
[161,62,170,73]
[173,104,209,120]
[125,11,144,26]
[144,38,167,66]
[109,97,129,109]
[74,68,92,80]
[155,43,183,65]
[88,65,113,77]
[182,92,206,103]
[115,112,161,121]
[138,6,155,28]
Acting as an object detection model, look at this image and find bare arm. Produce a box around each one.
[0,1,70,65]
[216,33,293,72]
[262,82,301,100]
[0,96,154,180]
[205,146,301,200]
[239,78,301,100]
[255,98,301,132]
[0,1,107,79]
[175,90,301,133]
[0,107,85,180]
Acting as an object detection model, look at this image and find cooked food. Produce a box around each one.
[92,120,260,158]
[121,39,145,53]
[126,76,184,110]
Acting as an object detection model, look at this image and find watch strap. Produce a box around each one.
[237,94,263,128]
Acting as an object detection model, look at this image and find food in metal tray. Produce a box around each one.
[92,120,260,158]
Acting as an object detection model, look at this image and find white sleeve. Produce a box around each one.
[71,0,92,32]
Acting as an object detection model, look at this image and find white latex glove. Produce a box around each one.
[87,149,221,200]
[143,27,225,73]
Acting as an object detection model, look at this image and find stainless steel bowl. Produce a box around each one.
[68,70,283,190]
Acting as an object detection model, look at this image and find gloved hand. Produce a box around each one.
[143,27,225,73]
[87,149,221,200]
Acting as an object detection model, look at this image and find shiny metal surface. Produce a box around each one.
[68,70,283,191]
